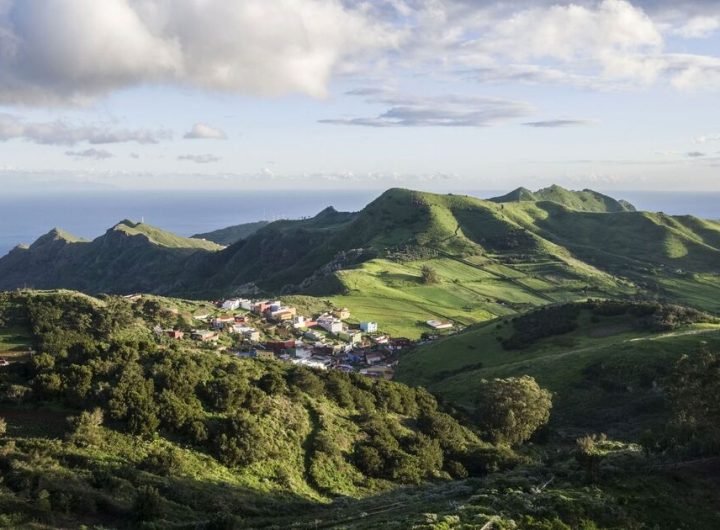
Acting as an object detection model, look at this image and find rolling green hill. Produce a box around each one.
[0,221,222,294]
[1,188,720,337]
[396,301,720,436]
[490,184,636,213]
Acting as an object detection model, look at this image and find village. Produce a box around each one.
[154,297,456,380]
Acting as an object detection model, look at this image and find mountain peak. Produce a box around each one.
[107,220,223,251]
[30,227,83,248]
[111,219,141,231]
[490,185,635,213]
[316,206,338,216]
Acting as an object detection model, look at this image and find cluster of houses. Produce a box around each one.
[175,297,406,379]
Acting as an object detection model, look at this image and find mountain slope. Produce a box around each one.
[0,290,505,527]
[0,221,222,294]
[396,301,720,435]
[2,294,719,528]
[490,184,636,212]
[1,188,720,334]
[192,220,270,246]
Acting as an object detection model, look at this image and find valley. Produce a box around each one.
[1,186,720,528]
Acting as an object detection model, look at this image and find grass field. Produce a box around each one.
[658,273,720,313]
[0,325,32,359]
[321,255,632,338]
[396,307,720,436]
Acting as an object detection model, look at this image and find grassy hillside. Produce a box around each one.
[113,220,223,251]
[0,290,509,528]
[2,291,719,528]
[1,187,720,336]
[490,184,636,213]
[192,220,270,246]
[0,222,222,295]
[396,301,720,436]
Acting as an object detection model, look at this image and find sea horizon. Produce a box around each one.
[2,188,720,258]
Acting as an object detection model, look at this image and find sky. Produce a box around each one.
[1,0,720,192]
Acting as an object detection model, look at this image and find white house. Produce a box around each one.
[360,321,378,333]
[317,314,343,334]
[239,299,254,311]
[221,299,242,311]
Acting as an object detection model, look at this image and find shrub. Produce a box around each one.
[141,445,183,476]
[474,376,552,446]
[68,408,104,447]
[134,485,163,521]
[502,304,581,350]
[421,265,440,284]
[214,413,265,467]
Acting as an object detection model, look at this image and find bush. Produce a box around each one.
[502,304,581,350]
[474,376,552,446]
[421,265,440,284]
[667,351,720,454]
[68,408,104,447]
[134,485,163,521]
[214,413,266,467]
[141,445,183,475]
[459,444,521,475]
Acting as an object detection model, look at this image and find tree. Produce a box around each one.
[575,435,603,483]
[108,366,160,436]
[668,351,720,451]
[421,265,440,285]
[257,371,287,395]
[0,416,6,436]
[474,376,552,446]
[68,408,104,447]
[214,412,265,467]
[287,367,324,395]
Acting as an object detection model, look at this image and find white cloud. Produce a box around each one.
[320,93,532,127]
[696,134,720,144]
[673,15,720,38]
[392,0,720,92]
[524,120,592,128]
[183,123,227,140]
[0,0,395,105]
[0,113,171,145]
[65,148,114,160]
[1,0,719,108]
[484,0,662,62]
[178,154,221,164]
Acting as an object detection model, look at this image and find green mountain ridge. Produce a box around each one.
[1,187,719,336]
[192,220,270,246]
[490,184,637,213]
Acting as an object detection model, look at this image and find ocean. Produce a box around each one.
[1,189,719,258]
